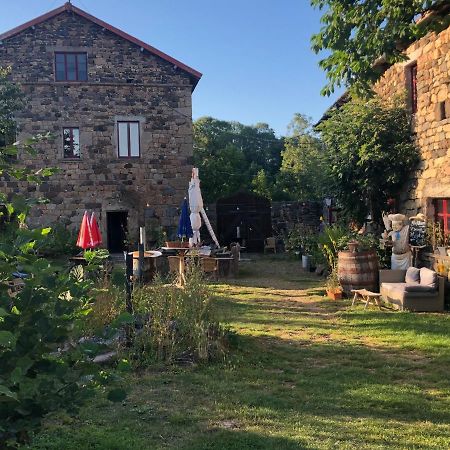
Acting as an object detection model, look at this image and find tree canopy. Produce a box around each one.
[193,117,284,202]
[311,0,450,95]
[317,95,420,223]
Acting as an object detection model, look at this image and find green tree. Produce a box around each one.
[193,117,284,202]
[311,0,450,95]
[317,95,420,223]
[276,114,329,201]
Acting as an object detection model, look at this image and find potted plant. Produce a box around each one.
[326,265,343,300]
[428,221,447,255]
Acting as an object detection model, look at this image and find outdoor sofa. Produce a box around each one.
[379,267,445,312]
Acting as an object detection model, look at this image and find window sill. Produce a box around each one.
[59,158,81,162]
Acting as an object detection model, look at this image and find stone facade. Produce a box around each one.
[0,4,200,249]
[374,24,450,218]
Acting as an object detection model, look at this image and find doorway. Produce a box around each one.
[107,211,128,253]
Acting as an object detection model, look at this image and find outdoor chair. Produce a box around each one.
[200,257,219,281]
[264,237,277,253]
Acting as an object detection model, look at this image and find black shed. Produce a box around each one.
[216,192,272,252]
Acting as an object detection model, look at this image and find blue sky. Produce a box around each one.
[0,0,343,136]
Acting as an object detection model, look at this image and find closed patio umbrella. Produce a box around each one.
[188,168,220,248]
[89,212,103,248]
[188,168,203,245]
[177,198,193,241]
[76,211,94,249]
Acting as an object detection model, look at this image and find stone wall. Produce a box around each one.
[374,25,450,218]
[0,10,195,247]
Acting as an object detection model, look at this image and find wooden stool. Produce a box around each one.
[351,289,383,309]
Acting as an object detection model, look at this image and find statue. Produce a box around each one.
[381,213,411,270]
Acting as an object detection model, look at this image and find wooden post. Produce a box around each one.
[139,226,146,251]
[125,251,134,347]
[138,243,144,284]
[125,252,134,314]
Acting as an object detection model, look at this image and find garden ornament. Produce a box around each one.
[381,213,411,270]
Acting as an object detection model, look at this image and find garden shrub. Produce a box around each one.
[0,70,125,447]
[128,264,228,367]
[36,222,79,257]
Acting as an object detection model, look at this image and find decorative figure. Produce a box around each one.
[381,213,411,270]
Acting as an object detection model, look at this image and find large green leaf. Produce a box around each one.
[0,331,16,348]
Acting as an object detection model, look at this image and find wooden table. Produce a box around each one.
[351,289,383,309]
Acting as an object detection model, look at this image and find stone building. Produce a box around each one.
[0,2,201,251]
[373,17,450,235]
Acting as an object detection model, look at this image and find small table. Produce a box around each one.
[351,289,383,309]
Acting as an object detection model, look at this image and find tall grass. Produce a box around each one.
[128,264,228,367]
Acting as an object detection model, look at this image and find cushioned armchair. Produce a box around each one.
[379,267,445,312]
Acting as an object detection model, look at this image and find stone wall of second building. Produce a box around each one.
[374,25,450,218]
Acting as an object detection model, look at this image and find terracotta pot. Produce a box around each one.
[326,289,343,300]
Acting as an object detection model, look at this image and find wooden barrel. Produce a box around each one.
[337,250,379,294]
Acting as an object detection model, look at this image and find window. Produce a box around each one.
[117,121,140,158]
[55,52,87,81]
[63,127,80,158]
[435,198,450,236]
[407,63,418,114]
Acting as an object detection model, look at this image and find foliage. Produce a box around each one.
[128,264,228,366]
[311,0,450,95]
[276,114,330,201]
[426,220,447,248]
[193,117,284,202]
[285,224,318,256]
[0,69,124,447]
[317,225,351,269]
[317,95,420,224]
[325,265,342,292]
[36,222,79,257]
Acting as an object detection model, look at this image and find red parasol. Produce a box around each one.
[89,212,103,248]
[76,211,94,249]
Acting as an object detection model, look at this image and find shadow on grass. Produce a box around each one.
[179,429,309,450]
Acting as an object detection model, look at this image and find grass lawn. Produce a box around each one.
[28,256,450,450]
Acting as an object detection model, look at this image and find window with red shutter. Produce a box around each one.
[435,198,450,236]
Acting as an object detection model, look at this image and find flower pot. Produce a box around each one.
[437,246,447,256]
[347,241,359,253]
[326,289,343,300]
[302,254,310,270]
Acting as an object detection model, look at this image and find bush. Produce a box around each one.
[36,222,79,257]
[128,264,228,367]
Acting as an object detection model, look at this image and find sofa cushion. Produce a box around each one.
[405,284,435,293]
[405,267,420,284]
[420,267,437,289]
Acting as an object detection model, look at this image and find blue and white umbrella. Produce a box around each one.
[177,198,193,241]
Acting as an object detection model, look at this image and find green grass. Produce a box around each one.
[27,256,450,449]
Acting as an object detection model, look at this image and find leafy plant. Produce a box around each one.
[285,224,318,256]
[129,263,228,367]
[0,69,124,447]
[36,222,79,257]
[317,95,420,224]
[326,265,342,292]
[310,0,449,96]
